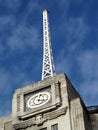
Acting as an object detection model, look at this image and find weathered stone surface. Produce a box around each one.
[0,73,98,130]
[90,114,98,130]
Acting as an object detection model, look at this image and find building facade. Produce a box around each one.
[0,73,98,130]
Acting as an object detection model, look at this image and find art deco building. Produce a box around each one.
[0,9,98,130]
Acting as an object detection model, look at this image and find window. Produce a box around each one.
[51,124,58,130]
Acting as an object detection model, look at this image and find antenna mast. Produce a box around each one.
[42,9,56,80]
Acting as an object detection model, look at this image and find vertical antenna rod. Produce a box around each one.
[42,9,56,80]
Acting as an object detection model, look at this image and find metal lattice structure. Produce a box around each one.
[42,9,56,80]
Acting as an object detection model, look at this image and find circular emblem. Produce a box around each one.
[27,92,50,108]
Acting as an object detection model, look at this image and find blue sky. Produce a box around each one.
[0,0,98,117]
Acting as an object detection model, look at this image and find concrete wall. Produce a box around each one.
[90,114,98,130]
[0,115,14,130]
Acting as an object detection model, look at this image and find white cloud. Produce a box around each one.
[7,24,40,51]
[0,16,15,30]
[0,0,41,53]
[57,0,70,8]
[0,69,11,93]
[56,49,72,75]
[80,80,98,106]
[26,0,40,12]
[77,50,98,79]
[76,49,98,105]
[0,65,30,94]
[55,16,90,73]
[0,17,40,53]
[0,0,21,11]
[63,17,90,52]
[0,15,16,41]
[0,15,16,54]
[0,99,11,117]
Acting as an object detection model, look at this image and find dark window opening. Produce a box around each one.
[51,124,58,130]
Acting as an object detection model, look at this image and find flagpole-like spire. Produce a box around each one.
[42,9,56,80]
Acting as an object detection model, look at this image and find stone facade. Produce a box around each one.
[0,73,98,130]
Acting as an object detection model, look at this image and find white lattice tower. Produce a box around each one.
[42,9,56,80]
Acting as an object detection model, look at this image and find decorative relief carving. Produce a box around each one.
[24,87,51,111]
[55,81,61,106]
[13,81,63,129]
[17,95,21,112]
[44,107,67,120]
[35,114,46,125]
[13,107,67,130]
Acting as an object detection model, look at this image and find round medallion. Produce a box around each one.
[27,92,50,108]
